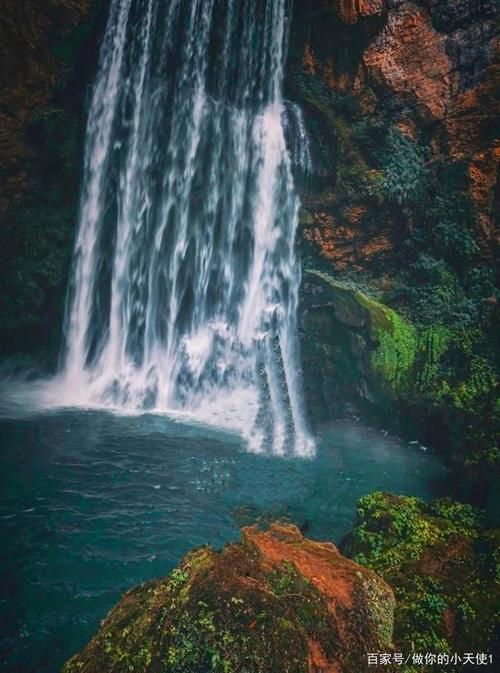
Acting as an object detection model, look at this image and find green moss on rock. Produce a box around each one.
[62,524,395,673]
[356,293,417,392]
[300,271,499,488]
[344,493,500,670]
[302,271,418,400]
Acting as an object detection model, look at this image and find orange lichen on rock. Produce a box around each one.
[308,639,342,673]
[303,214,356,269]
[445,64,500,159]
[333,0,386,25]
[323,60,346,91]
[303,43,317,75]
[344,205,367,224]
[63,523,395,673]
[304,208,392,271]
[395,118,417,140]
[244,523,393,614]
[468,147,500,253]
[362,3,452,119]
[359,234,392,258]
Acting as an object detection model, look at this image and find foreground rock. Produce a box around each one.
[62,523,395,673]
[344,493,500,660]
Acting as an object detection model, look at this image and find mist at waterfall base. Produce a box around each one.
[0,408,450,673]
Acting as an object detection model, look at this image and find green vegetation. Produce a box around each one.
[344,493,500,671]
[61,500,498,673]
[291,61,498,480]
[62,545,338,673]
[301,267,499,483]
[346,492,481,572]
[360,295,418,392]
[352,121,428,206]
[303,271,497,406]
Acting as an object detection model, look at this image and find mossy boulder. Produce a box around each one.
[300,269,418,423]
[62,523,395,673]
[300,270,499,492]
[343,493,500,669]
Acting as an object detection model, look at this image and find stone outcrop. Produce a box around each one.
[290,0,499,484]
[343,492,500,660]
[62,523,395,673]
[362,3,452,120]
[299,270,410,423]
[60,502,500,673]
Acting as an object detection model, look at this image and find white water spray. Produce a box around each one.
[283,101,313,177]
[58,0,314,455]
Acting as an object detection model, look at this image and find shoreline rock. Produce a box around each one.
[62,523,395,673]
[343,492,500,662]
[61,495,500,672]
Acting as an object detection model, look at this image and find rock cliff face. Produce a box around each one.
[290,0,498,268]
[62,523,395,673]
[290,0,499,483]
[0,0,91,214]
[0,0,106,358]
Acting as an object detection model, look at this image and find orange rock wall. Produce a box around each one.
[295,0,499,269]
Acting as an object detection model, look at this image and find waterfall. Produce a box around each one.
[282,101,312,179]
[60,0,314,456]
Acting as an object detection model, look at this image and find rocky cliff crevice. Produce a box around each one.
[0,0,108,359]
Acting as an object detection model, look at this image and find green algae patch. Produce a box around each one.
[344,493,499,670]
[304,271,418,394]
[358,295,418,392]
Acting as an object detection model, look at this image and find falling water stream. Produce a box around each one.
[56,0,313,455]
